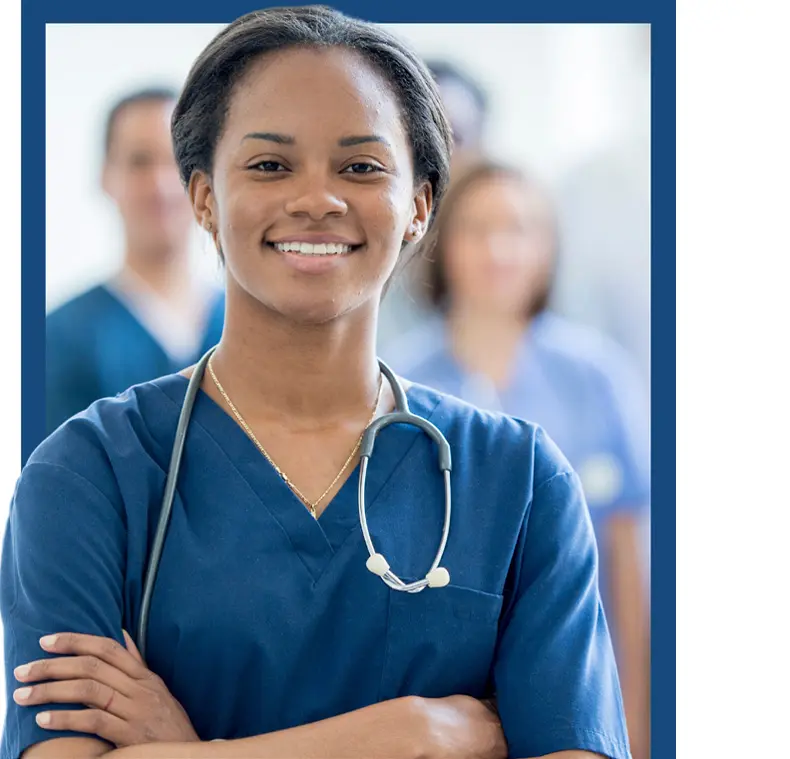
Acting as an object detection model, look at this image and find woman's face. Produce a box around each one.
[191,46,430,325]
[441,175,556,318]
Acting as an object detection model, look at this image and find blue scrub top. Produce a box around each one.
[383,312,650,619]
[45,284,225,438]
[2,376,631,759]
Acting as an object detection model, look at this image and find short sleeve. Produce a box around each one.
[494,470,632,759]
[1,461,126,759]
[46,314,99,436]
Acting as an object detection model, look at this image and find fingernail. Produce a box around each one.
[39,635,58,649]
[14,664,31,678]
[14,687,32,702]
[36,712,51,726]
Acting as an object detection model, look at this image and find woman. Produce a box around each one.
[2,8,631,759]
[384,160,650,758]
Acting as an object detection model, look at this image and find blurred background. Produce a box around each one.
[12,20,651,756]
[45,25,650,390]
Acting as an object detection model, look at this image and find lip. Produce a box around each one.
[273,247,358,275]
[266,233,364,246]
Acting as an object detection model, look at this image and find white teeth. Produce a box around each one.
[273,241,353,256]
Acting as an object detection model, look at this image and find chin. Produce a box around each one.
[259,292,360,327]
[234,268,380,327]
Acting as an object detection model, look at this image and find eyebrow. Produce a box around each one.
[338,134,390,148]
[241,132,390,148]
[242,132,295,145]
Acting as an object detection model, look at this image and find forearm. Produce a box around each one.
[607,512,650,758]
[104,696,424,759]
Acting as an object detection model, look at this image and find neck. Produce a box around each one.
[447,304,529,387]
[123,237,193,298]
[211,283,383,425]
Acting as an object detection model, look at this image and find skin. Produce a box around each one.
[443,175,650,758]
[17,47,609,759]
[443,175,555,388]
[102,99,202,311]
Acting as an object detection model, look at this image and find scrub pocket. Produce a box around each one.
[378,584,503,700]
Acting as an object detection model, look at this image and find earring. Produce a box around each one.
[205,221,213,232]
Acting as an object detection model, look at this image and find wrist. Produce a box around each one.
[399,696,436,759]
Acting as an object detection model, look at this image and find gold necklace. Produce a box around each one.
[207,356,383,519]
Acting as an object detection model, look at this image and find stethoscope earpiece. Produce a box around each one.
[365,554,451,588]
[366,553,390,576]
[426,567,450,588]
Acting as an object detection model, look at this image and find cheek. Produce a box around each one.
[365,184,412,241]
[518,239,554,279]
[443,237,483,285]
[216,181,275,243]
[125,177,151,204]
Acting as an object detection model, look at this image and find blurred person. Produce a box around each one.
[377,59,490,348]
[384,159,650,759]
[45,87,225,436]
[425,59,489,156]
[3,9,630,759]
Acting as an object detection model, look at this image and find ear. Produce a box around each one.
[188,170,216,233]
[404,181,433,244]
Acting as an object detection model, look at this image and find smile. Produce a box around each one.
[270,241,356,256]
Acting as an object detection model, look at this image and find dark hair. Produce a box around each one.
[425,59,489,119]
[171,6,453,219]
[104,86,178,157]
[420,159,559,319]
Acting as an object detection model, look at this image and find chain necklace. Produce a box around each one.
[207,356,383,518]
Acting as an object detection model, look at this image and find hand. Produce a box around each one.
[13,630,200,748]
[413,695,507,759]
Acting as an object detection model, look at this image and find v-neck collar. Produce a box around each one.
[154,374,443,585]
[435,315,547,408]
[99,283,222,365]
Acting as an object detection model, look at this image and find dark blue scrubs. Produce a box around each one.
[384,312,651,630]
[2,377,631,759]
[45,284,225,438]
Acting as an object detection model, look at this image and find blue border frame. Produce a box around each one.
[22,2,675,757]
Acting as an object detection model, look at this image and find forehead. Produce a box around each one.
[109,100,174,158]
[224,46,405,141]
[454,176,552,220]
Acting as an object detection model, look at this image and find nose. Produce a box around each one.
[151,163,183,198]
[284,172,348,220]
[478,230,518,263]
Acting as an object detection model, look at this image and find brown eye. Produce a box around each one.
[342,162,383,175]
[251,160,288,173]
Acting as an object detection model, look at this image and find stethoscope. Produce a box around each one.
[136,347,453,658]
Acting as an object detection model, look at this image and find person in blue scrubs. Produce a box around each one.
[383,159,650,759]
[3,8,631,759]
[46,87,225,438]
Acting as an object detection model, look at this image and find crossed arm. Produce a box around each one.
[14,634,607,759]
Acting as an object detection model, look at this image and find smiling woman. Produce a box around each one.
[3,6,630,759]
